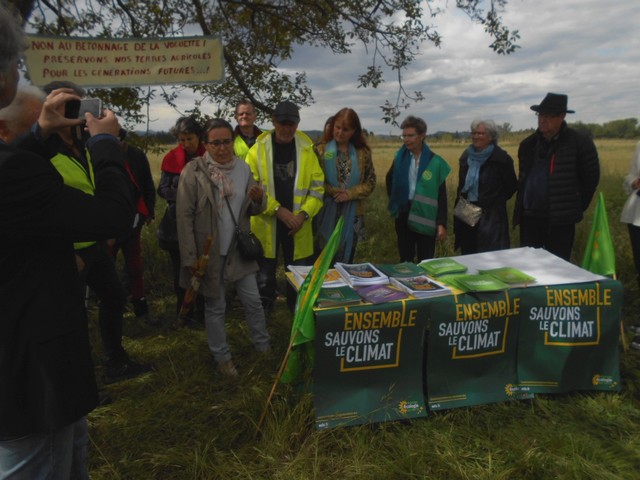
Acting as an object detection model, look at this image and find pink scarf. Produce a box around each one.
[204,152,236,208]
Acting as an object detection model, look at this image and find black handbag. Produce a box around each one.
[156,203,179,250]
[225,196,264,261]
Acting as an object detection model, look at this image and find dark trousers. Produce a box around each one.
[77,243,127,361]
[257,221,312,313]
[109,226,145,300]
[520,216,575,261]
[394,212,436,263]
[167,246,182,314]
[628,224,640,289]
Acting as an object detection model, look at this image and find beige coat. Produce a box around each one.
[176,156,266,298]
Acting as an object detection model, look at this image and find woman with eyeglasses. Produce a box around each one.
[453,119,517,254]
[176,118,270,377]
[386,115,451,263]
[314,108,376,263]
[157,115,206,320]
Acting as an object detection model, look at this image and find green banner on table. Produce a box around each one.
[313,300,429,429]
[516,280,622,393]
[427,290,531,410]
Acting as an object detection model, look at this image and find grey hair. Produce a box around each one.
[470,118,499,142]
[0,3,26,75]
[400,115,427,135]
[171,115,203,138]
[0,84,45,125]
[235,99,255,115]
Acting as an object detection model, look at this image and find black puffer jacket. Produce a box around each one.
[514,123,599,226]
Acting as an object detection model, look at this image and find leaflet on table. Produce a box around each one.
[389,275,451,298]
[356,284,408,304]
[418,257,468,277]
[287,265,347,288]
[437,273,509,292]
[334,262,389,287]
[315,285,362,308]
[375,262,425,278]
[477,266,537,287]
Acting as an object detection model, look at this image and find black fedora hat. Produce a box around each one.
[530,93,575,114]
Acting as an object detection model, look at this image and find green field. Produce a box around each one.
[90,138,640,479]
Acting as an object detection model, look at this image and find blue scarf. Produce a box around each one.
[316,140,360,256]
[388,143,434,216]
[462,143,494,201]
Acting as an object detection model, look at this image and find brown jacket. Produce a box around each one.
[176,156,265,298]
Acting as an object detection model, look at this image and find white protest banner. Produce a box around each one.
[25,35,224,88]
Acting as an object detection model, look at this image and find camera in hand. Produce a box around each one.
[64,98,102,119]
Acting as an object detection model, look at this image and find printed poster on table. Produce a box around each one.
[427,290,531,411]
[516,280,622,393]
[313,299,429,429]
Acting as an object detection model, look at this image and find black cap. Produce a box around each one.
[530,93,575,114]
[273,101,300,123]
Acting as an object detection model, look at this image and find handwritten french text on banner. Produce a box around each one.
[25,35,224,88]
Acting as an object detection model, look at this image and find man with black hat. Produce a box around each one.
[513,92,600,261]
[245,100,324,313]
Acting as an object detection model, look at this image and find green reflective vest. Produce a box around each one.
[408,154,450,235]
[50,151,96,250]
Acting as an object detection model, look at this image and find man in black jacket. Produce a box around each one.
[513,92,600,261]
[0,4,134,478]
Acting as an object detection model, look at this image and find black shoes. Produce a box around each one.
[103,355,154,385]
[132,296,161,326]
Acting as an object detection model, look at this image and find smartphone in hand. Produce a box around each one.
[64,98,103,119]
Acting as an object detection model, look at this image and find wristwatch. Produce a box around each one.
[274,205,281,214]
[301,211,310,221]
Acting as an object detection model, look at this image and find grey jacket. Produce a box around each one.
[176,156,265,297]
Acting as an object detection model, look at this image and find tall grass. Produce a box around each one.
[93,138,640,479]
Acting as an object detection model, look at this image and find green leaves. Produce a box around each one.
[21,0,520,127]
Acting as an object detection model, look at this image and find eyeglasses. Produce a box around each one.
[205,138,233,147]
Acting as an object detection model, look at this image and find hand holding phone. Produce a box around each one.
[84,109,120,138]
[64,98,103,119]
[37,88,84,139]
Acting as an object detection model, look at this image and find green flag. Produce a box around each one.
[281,217,345,383]
[581,192,616,276]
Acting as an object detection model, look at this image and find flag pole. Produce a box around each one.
[613,273,628,352]
[255,217,345,437]
[255,329,301,438]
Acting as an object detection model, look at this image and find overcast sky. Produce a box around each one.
[145,0,640,135]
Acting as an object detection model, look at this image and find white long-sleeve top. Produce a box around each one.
[620,142,640,227]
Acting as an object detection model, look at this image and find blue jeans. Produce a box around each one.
[0,417,87,480]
